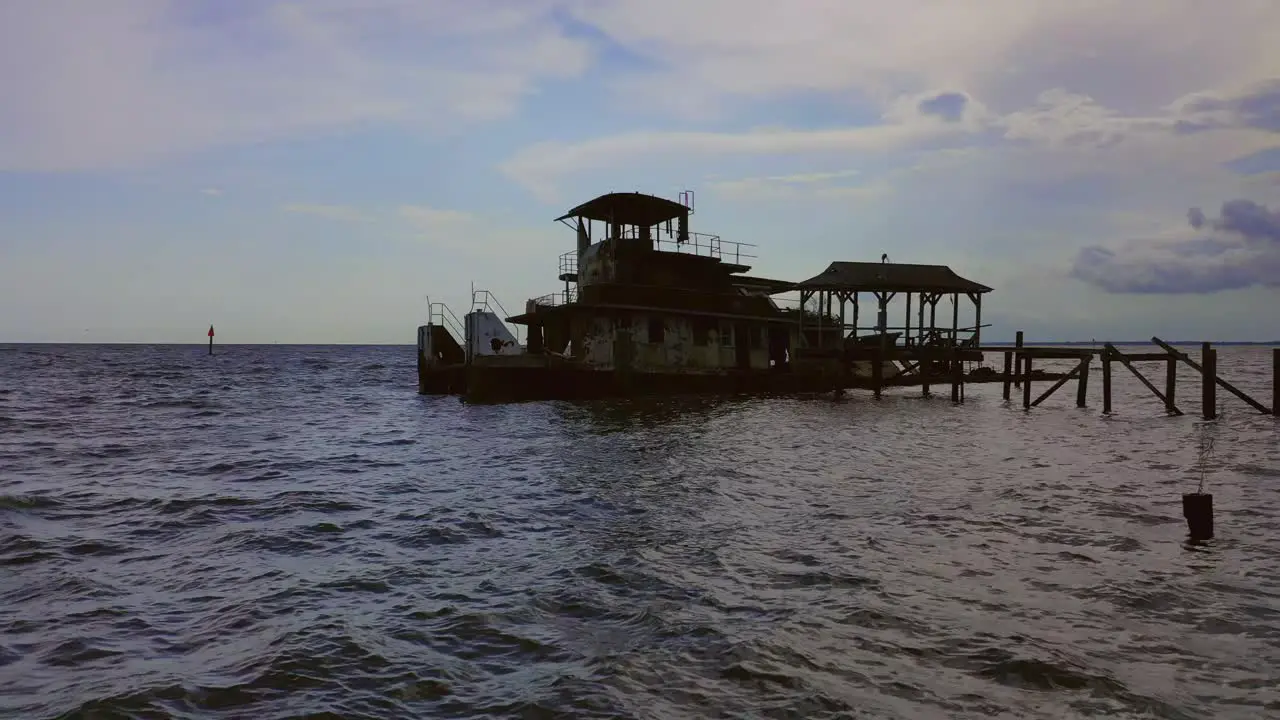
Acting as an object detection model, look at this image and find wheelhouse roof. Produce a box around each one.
[554,192,690,227]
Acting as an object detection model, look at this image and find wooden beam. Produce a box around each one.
[1014,349,1101,359]
[1105,343,1183,416]
[1273,348,1279,416]
[1076,356,1090,408]
[951,293,959,344]
[1165,354,1177,414]
[917,292,925,348]
[852,292,859,336]
[1031,361,1083,408]
[1203,343,1217,420]
[905,292,913,347]
[950,349,962,403]
[1150,337,1270,414]
[1102,348,1112,414]
[974,293,982,347]
[1014,330,1024,388]
[1023,354,1033,410]
[1002,350,1013,400]
[871,347,883,399]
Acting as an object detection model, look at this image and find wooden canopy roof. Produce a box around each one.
[795,261,992,294]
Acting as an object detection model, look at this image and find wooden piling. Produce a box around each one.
[950,352,962,404]
[1076,356,1090,408]
[921,351,930,397]
[1203,343,1217,420]
[1022,355,1033,410]
[1014,331,1024,388]
[1273,348,1279,415]
[1165,353,1177,414]
[1153,337,1267,414]
[871,348,883,400]
[1102,347,1112,414]
[1002,351,1013,400]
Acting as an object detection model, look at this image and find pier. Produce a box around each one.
[837,335,1279,420]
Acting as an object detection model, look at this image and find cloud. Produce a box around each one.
[1171,79,1280,134]
[501,81,1280,202]
[282,203,372,223]
[918,92,970,122]
[0,0,591,171]
[397,205,474,231]
[1071,200,1280,294]
[708,169,893,203]
[200,188,223,196]
[500,119,969,199]
[564,0,1280,115]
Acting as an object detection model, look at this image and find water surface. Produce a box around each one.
[2,343,1278,718]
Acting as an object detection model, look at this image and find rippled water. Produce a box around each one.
[2,343,1279,719]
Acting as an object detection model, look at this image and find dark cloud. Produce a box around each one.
[1174,79,1280,134]
[1071,200,1280,294]
[917,91,968,122]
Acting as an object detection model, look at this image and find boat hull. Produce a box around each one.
[463,364,840,403]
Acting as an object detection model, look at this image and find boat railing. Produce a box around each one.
[559,251,577,278]
[531,288,578,308]
[426,299,465,343]
[595,225,758,264]
[655,232,757,264]
[471,289,523,344]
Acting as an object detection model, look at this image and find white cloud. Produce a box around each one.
[282,203,373,223]
[0,0,591,171]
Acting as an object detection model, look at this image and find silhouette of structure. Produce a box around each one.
[415,190,1280,413]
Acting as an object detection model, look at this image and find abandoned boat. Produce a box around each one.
[416,191,991,403]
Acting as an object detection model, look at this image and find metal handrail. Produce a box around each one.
[427,299,465,343]
[471,289,523,345]
[532,289,578,307]
[559,252,577,276]
[590,225,758,264]
[655,233,757,264]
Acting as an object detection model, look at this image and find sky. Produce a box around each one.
[2,0,1279,344]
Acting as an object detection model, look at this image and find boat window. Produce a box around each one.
[648,317,665,344]
[692,318,713,345]
[719,320,735,347]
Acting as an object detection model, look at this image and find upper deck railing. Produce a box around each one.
[556,231,757,280]
[531,288,578,308]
